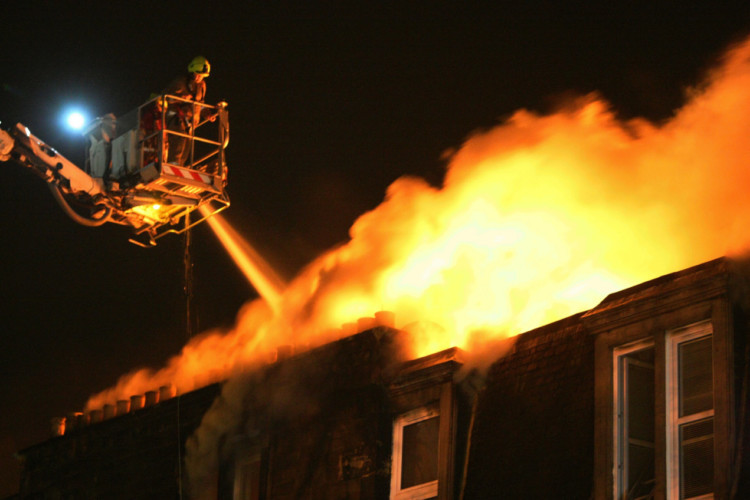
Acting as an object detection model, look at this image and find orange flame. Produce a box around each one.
[86,37,750,411]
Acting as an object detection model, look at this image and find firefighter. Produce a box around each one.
[163,56,211,166]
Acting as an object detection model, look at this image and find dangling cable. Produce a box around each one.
[178,211,194,499]
[184,211,194,341]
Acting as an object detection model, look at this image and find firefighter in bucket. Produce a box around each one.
[163,56,211,166]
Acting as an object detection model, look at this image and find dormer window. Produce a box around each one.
[388,347,464,500]
[390,405,440,499]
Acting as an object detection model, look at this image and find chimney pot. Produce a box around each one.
[130,395,145,411]
[102,404,115,420]
[51,417,65,437]
[145,390,158,407]
[116,400,130,416]
[159,384,176,401]
[77,412,88,428]
[357,317,376,331]
[87,409,103,424]
[65,412,83,432]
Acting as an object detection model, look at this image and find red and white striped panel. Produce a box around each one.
[162,165,214,185]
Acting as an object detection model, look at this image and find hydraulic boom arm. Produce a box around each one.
[0,95,230,245]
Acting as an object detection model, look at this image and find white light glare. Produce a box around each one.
[67,112,86,130]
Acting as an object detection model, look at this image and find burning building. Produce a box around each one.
[11,27,750,500]
[15,256,750,499]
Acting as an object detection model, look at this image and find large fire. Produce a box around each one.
[86,37,750,411]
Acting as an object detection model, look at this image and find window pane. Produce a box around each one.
[625,351,655,499]
[627,361,654,442]
[627,360,655,498]
[401,416,439,489]
[616,345,655,500]
[679,337,713,417]
[680,418,714,499]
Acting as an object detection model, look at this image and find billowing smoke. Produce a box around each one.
[84,36,750,496]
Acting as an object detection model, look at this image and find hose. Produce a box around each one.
[48,183,111,227]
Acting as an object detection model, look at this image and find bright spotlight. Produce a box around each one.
[67,112,86,130]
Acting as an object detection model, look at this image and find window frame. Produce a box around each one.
[604,317,727,500]
[390,405,440,500]
[665,321,715,500]
[613,338,656,500]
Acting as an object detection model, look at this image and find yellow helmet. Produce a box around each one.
[188,56,210,77]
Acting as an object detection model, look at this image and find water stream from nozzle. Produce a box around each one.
[198,205,286,312]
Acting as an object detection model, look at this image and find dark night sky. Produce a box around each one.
[1,2,749,496]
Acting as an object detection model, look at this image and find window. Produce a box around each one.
[391,405,440,500]
[613,321,714,500]
[614,340,655,499]
[388,347,462,499]
[667,323,714,500]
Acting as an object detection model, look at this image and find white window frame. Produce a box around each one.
[390,405,440,500]
[613,338,655,500]
[666,321,714,500]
